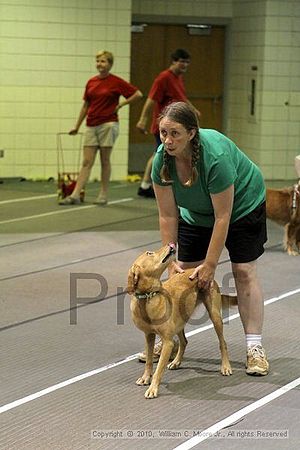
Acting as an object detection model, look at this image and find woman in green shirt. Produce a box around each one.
[150,101,269,376]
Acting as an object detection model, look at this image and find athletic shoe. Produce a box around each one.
[93,196,108,205]
[59,196,80,205]
[137,186,155,198]
[246,344,269,376]
[138,339,179,363]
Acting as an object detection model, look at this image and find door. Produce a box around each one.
[129,24,225,173]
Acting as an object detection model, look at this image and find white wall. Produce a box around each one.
[0,0,133,180]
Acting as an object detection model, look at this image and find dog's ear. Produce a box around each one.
[127,264,140,294]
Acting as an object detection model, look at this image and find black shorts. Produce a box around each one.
[178,202,267,264]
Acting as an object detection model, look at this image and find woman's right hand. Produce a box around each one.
[168,260,184,278]
[69,128,78,135]
[136,121,148,135]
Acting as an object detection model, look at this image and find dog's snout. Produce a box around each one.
[168,242,176,254]
[161,245,176,263]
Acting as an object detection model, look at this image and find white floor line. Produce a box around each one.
[172,377,300,450]
[0,287,299,415]
[0,197,133,225]
[0,354,139,414]
[0,183,133,205]
[0,194,57,204]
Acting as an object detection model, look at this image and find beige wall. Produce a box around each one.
[1,0,300,181]
[228,0,300,180]
[132,0,232,17]
[0,0,132,180]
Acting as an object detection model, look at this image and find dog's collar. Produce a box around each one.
[134,291,160,300]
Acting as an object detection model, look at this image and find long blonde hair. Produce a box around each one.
[159,102,200,187]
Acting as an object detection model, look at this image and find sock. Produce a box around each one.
[141,181,151,189]
[246,334,262,349]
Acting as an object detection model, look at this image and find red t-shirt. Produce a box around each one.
[83,74,138,127]
[148,69,187,134]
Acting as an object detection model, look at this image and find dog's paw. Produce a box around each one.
[167,359,181,370]
[144,385,159,399]
[287,248,299,256]
[221,365,232,376]
[136,375,151,386]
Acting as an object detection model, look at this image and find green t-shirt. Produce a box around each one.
[151,129,265,227]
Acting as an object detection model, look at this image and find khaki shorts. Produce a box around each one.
[84,122,119,148]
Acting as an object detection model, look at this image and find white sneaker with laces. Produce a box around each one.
[246,344,269,376]
[138,339,179,363]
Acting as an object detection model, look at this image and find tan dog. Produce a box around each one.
[127,243,236,399]
[266,185,300,255]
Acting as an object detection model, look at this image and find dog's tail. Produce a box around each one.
[221,293,238,307]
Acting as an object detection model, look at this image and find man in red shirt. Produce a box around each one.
[136,49,201,198]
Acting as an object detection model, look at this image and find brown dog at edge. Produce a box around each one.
[266,186,300,255]
[127,243,237,399]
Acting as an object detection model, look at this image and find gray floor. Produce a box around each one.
[0,181,299,450]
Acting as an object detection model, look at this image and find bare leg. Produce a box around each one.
[178,259,264,335]
[142,154,154,183]
[97,146,113,199]
[71,146,97,198]
[231,261,264,334]
[232,261,269,376]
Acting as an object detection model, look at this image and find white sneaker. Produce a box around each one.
[138,339,179,363]
[59,196,80,205]
[246,344,269,376]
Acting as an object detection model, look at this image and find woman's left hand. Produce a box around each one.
[189,262,215,290]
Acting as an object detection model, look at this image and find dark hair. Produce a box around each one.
[159,102,200,187]
[171,48,190,61]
